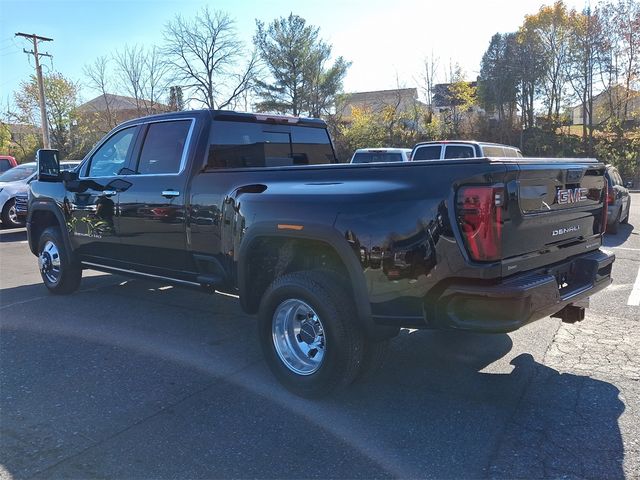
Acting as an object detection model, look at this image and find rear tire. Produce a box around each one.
[1,199,23,228]
[37,227,82,294]
[258,271,364,398]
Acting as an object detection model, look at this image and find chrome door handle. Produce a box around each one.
[103,190,117,197]
[162,190,180,198]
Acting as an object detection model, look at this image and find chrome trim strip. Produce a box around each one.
[81,261,201,287]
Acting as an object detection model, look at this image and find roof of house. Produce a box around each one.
[342,88,418,102]
[570,86,640,112]
[78,93,167,112]
[1,123,38,135]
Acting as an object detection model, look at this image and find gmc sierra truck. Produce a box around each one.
[27,110,614,397]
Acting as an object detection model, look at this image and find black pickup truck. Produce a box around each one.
[27,110,614,397]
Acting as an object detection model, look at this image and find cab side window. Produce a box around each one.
[88,127,137,177]
[413,146,441,160]
[136,120,191,175]
[444,145,475,159]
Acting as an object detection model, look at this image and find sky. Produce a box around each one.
[0,0,590,107]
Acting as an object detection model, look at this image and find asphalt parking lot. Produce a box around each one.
[1,194,639,479]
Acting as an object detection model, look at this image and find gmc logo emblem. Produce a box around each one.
[557,187,588,204]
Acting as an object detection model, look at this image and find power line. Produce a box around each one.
[15,32,53,149]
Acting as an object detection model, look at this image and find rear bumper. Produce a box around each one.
[434,249,614,333]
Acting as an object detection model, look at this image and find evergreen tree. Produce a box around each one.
[254,14,350,117]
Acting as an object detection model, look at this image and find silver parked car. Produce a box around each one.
[1,161,80,228]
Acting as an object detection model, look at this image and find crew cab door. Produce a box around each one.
[71,125,139,262]
[116,118,195,273]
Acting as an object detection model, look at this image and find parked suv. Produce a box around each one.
[604,164,631,234]
[411,141,523,160]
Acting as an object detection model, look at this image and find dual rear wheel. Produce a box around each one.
[258,271,388,397]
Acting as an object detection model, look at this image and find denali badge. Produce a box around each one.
[557,187,588,204]
[553,225,580,236]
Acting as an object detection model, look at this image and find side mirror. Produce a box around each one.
[37,149,61,182]
[61,169,80,192]
[61,170,78,182]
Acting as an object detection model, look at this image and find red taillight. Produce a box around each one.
[607,187,615,205]
[456,185,503,261]
[601,182,608,234]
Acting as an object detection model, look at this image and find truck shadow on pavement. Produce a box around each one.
[337,329,626,478]
[0,276,626,479]
[603,222,634,247]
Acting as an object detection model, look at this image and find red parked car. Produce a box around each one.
[0,155,17,172]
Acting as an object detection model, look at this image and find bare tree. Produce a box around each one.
[163,7,258,109]
[83,55,117,131]
[144,46,172,112]
[114,44,147,115]
[419,54,439,123]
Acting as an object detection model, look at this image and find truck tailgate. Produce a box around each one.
[501,159,606,273]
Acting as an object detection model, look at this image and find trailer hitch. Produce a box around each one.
[551,304,586,323]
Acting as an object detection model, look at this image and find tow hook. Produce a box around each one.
[552,304,586,323]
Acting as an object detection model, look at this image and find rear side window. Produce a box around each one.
[137,120,191,175]
[207,121,336,169]
[504,148,520,157]
[352,152,403,163]
[444,145,475,159]
[413,146,441,160]
[482,146,505,156]
[0,159,10,171]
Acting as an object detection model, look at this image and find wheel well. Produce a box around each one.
[242,237,352,314]
[29,209,61,254]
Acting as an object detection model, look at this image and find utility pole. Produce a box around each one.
[15,32,53,149]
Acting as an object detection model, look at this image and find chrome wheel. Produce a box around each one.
[272,299,326,375]
[8,205,18,225]
[39,240,61,284]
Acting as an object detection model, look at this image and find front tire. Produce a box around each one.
[258,271,364,397]
[37,227,82,294]
[1,199,23,228]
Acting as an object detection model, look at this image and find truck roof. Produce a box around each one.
[117,109,327,129]
[413,140,520,149]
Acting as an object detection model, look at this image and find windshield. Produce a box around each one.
[351,152,404,163]
[0,164,36,182]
